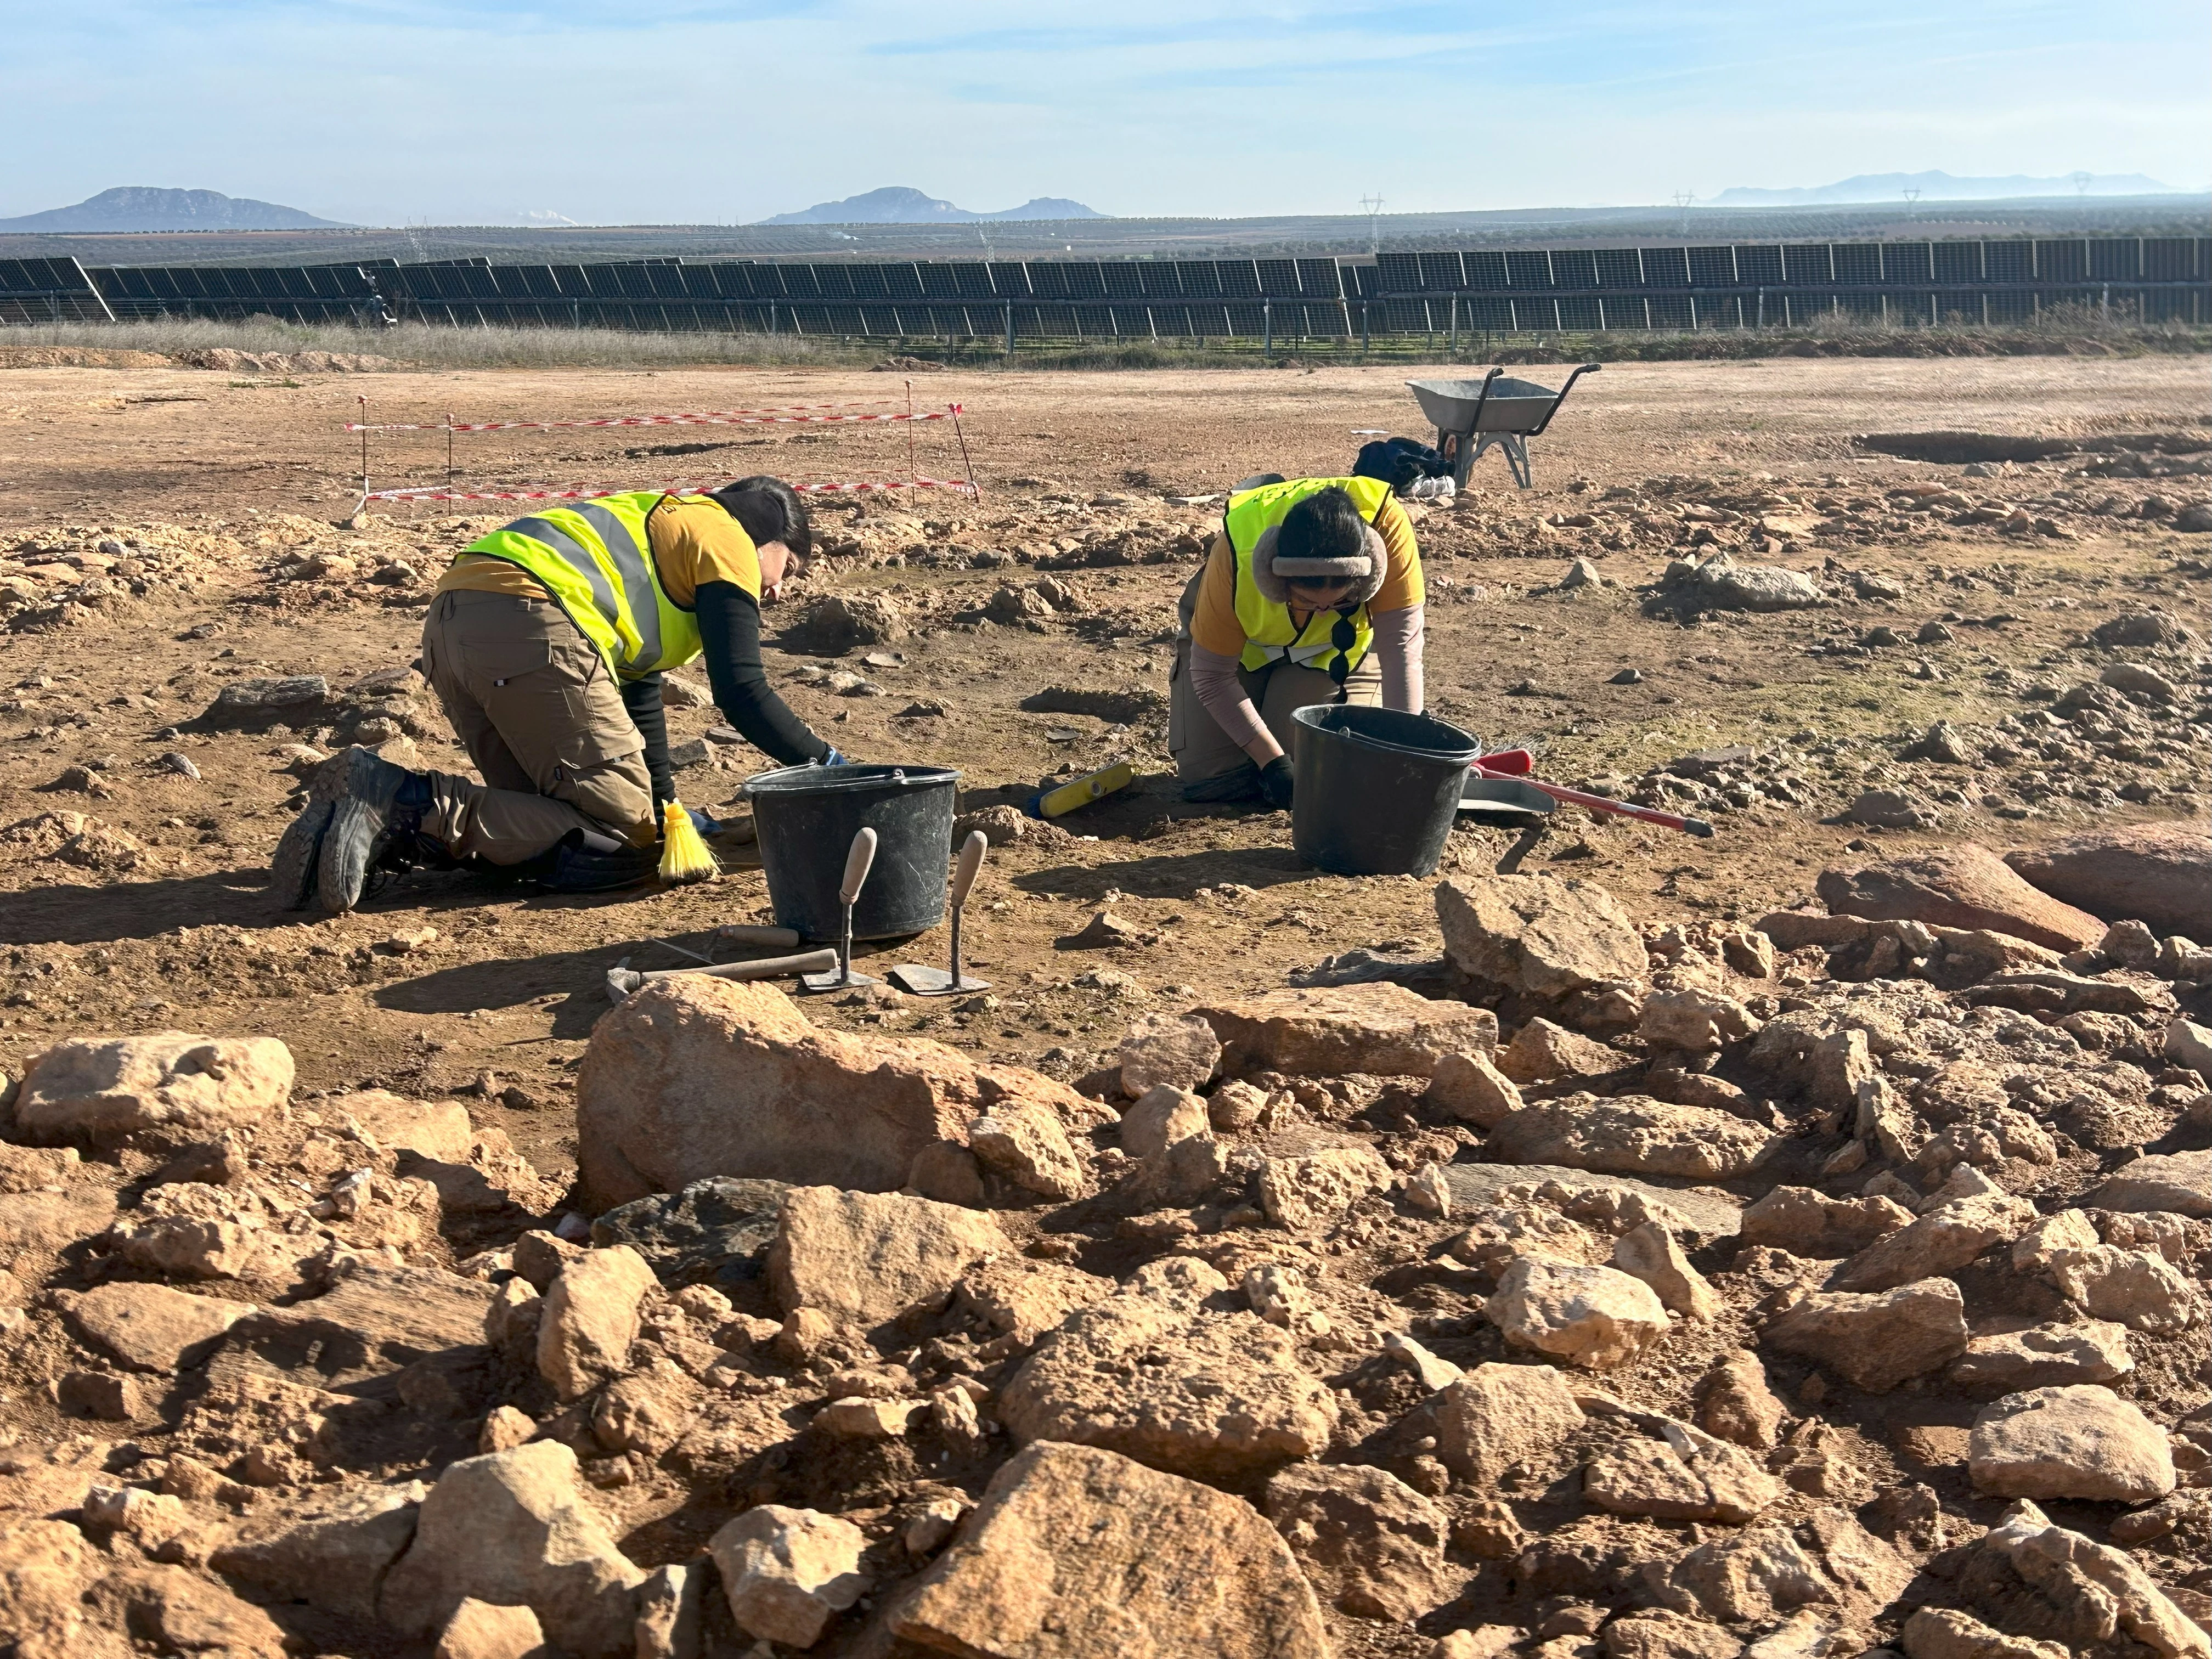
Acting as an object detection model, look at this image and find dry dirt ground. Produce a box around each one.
[3,353,2212,1658]
[0,355,2205,1178]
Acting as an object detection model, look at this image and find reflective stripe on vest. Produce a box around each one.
[1223,476,1392,678]
[455,491,704,678]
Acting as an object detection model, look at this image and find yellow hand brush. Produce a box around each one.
[658,801,719,884]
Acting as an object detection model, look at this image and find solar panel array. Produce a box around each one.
[0,257,111,323]
[2,236,2203,337]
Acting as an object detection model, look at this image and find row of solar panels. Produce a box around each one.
[5,237,2207,329]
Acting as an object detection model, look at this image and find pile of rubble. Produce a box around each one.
[2,828,2210,1657]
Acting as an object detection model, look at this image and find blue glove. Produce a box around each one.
[685,806,718,836]
[819,747,853,767]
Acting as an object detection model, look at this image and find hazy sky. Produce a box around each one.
[11,1,2209,225]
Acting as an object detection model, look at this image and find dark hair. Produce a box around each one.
[1277,486,1367,562]
[712,476,813,565]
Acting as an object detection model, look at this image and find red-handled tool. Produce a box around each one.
[1471,760,1714,838]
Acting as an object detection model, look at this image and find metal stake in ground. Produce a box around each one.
[802,827,881,991]
[889,830,991,996]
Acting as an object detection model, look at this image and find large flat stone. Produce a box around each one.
[1435,873,1648,997]
[2005,826,2212,939]
[769,1186,1004,1329]
[575,977,1102,1209]
[1486,1095,1774,1182]
[1816,844,2106,952]
[893,1441,1330,1658]
[1190,981,1496,1079]
[1442,1163,1743,1241]
[64,1282,253,1374]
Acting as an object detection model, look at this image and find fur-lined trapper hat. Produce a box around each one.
[1250,521,1388,607]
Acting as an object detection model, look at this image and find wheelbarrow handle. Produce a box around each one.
[1471,764,1713,838]
[1528,363,1603,438]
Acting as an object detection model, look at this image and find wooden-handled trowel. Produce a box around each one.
[888,830,991,996]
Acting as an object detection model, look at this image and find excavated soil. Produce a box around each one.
[0,354,2209,1656]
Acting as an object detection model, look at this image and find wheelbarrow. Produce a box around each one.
[1406,364,1601,489]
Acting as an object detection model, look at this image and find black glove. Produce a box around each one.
[1259,755,1295,810]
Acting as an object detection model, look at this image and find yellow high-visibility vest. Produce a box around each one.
[1224,475,1393,679]
[453,491,708,678]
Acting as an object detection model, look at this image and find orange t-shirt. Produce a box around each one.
[1188,490,1424,659]
[432,494,761,606]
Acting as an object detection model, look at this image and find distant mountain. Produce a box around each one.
[761,186,1102,225]
[1711,170,2179,206]
[0,187,350,233]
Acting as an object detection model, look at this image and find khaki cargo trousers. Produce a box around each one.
[416,591,657,865]
[1166,641,1383,782]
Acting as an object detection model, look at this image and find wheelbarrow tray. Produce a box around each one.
[1407,377,1562,436]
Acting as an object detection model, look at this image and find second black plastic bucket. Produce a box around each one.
[744,763,960,941]
[1290,706,1482,877]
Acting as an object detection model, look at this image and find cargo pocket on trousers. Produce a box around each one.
[1166,642,1189,757]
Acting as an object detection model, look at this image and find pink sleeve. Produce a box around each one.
[1372,603,1425,714]
[1189,644,1274,760]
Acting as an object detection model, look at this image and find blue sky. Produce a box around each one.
[9,1,2208,225]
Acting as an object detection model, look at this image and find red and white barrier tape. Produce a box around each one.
[362,476,975,505]
[348,402,957,434]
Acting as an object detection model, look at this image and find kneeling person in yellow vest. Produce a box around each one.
[1170,478,1426,809]
[271,476,839,913]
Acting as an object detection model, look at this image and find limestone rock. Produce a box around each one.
[1487,1256,1670,1369]
[1119,1084,1207,1161]
[1119,1012,1222,1097]
[1900,1607,2067,1659]
[1646,1509,1911,1629]
[1951,1322,2134,1392]
[1763,1278,1970,1392]
[1829,1194,2039,1293]
[1816,845,2104,953]
[707,1505,868,1649]
[379,1442,648,1658]
[435,1600,546,1659]
[1445,1164,1745,1242]
[998,1274,1336,1478]
[1585,1418,1782,1523]
[952,1255,1114,1344]
[2093,1149,2212,1217]
[1257,1146,1393,1232]
[1741,1188,1912,1258]
[769,1186,1003,1329]
[1263,1462,1454,1621]
[62,1281,251,1374]
[1497,1018,1629,1085]
[208,1481,425,1622]
[1613,1221,1724,1319]
[15,1031,293,1146]
[535,1246,658,1403]
[2042,1244,2203,1334]
[1488,1095,1773,1181]
[1436,872,1649,997]
[575,977,1101,1208]
[1604,1610,1748,1658]
[1429,1049,1525,1126]
[1697,1352,1790,1451]
[1640,987,1762,1054]
[633,1563,704,1659]
[968,1101,1091,1201]
[1691,557,1827,613]
[1190,981,1496,1077]
[328,1088,472,1162]
[1959,1499,2210,1659]
[2005,826,2212,940]
[894,1440,1330,1658]
[1968,1386,2176,1503]
[106,1211,266,1279]
[263,1261,500,1371]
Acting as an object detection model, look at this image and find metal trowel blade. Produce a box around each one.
[886,965,991,996]
[800,969,879,993]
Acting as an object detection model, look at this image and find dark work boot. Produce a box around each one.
[314,756,438,915]
[270,746,398,910]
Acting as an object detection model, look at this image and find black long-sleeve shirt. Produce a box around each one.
[625,579,828,808]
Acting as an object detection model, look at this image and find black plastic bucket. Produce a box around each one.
[1290,706,1483,877]
[744,763,960,941]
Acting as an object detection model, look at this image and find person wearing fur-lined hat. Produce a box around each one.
[1169,477,1425,808]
